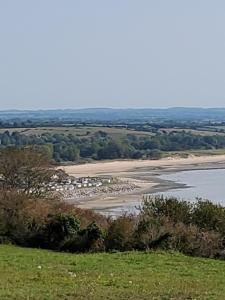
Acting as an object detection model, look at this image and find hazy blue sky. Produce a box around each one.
[0,0,225,109]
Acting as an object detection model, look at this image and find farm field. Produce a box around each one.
[1,125,224,138]
[0,126,153,138]
[161,127,225,136]
[1,245,225,299]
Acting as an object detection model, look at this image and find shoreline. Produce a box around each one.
[61,155,225,214]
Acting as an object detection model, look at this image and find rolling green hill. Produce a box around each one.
[1,245,225,299]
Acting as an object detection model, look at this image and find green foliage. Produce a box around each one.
[1,128,225,162]
[44,213,80,249]
[192,200,225,234]
[85,222,105,241]
[60,222,106,253]
[134,216,169,250]
[1,189,225,259]
[142,195,192,224]
[105,216,136,251]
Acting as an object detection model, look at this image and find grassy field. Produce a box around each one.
[1,245,225,299]
[162,148,225,158]
[1,125,224,138]
[161,128,225,136]
[0,126,153,138]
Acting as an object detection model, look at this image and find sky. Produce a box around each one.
[0,0,225,109]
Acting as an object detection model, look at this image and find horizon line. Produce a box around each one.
[1,106,225,112]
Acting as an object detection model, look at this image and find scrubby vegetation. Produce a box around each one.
[1,148,225,261]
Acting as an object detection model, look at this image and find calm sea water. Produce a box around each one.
[158,168,225,204]
[102,168,225,215]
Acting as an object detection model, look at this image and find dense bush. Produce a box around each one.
[0,188,108,252]
[168,223,222,258]
[65,222,106,253]
[141,195,192,224]
[1,190,225,259]
[133,215,170,250]
[192,200,225,234]
[105,216,136,251]
[142,195,225,235]
[44,213,81,250]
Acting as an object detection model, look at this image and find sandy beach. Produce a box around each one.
[62,155,225,176]
[61,155,225,214]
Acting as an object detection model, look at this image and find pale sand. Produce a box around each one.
[62,155,225,177]
[61,155,225,213]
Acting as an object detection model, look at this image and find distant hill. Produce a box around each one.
[1,107,225,122]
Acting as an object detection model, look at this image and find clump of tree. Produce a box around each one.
[0,147,58,197]
[0,147,108,251]
[1,129,225,162]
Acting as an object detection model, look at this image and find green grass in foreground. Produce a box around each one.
[1,246,225,300]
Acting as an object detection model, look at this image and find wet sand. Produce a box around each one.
[61,155,225,213]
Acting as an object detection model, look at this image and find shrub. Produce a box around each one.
[61,222,106,252]
[139,196,224,258]
[141,195,192,224]
[72,207,109,230]
[105,215,136,251]
[85,222,105,251]
[147,149,162,160]
[0,190,49,246]
[166,223,223,258]
[44,213,80,250]
[134,216,170,250]
[192,200,225,234]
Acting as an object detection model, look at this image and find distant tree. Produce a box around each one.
[1,132,11,146]
[131,150,143,159]
[147,149,162,160]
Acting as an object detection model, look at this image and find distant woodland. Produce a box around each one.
[1,126,225,162]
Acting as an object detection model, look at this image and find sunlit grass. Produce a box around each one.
[1,245,225,299]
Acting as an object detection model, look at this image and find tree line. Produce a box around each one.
[1,130,225,162]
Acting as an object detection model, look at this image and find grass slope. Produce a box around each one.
[1,245,225,300]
